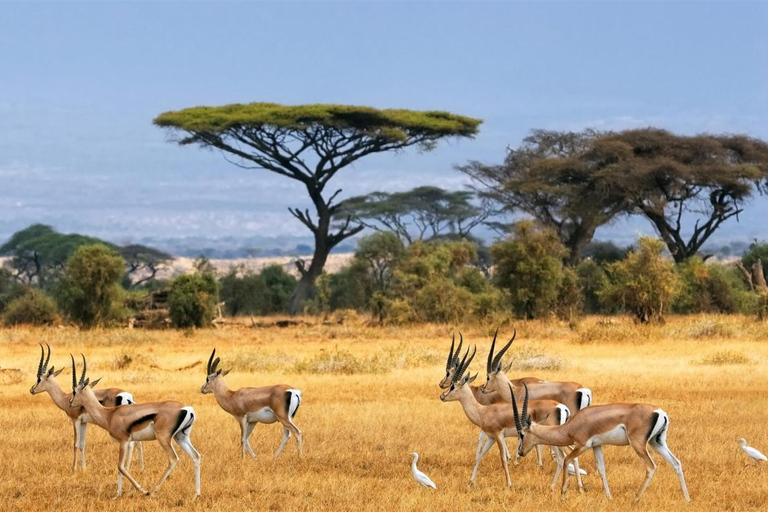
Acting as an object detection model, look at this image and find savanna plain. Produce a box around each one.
[1,315,767,511]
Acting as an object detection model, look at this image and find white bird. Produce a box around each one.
[409,452,437,489]
[740,438,767,464]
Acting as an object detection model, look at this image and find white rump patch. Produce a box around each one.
[556,403,570,425]
[116,392,134,406]
[287,389,302,417]
[577,388,592,409]
[649,408,669,443]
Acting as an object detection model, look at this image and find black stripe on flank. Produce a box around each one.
[128,414,157,432]
[575,391,583,411]
[284,391,292,416]
[647,412,659,442]
[172,409,188,436]
[655,416,668,444]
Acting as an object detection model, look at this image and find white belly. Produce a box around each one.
[247,407,277,424]
[130,424,157,442]
[587,424,629,447]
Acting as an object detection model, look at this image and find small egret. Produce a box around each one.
[409,452,437,489]
[740,438,767,464]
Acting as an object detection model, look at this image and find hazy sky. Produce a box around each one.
[1,1,767,249]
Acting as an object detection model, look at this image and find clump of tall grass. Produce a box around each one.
[502,345,567,371]
[694,350,755,366]
[575,318,651,344]
[689,321,735,339]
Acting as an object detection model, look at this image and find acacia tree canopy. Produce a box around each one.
[154,103,481,314]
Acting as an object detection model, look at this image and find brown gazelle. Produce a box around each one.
[439,345,569,487]
[201,349,302,460]
[480,329,592,416]
[68,355,201,498]
[439,333,546,466]
[29,344,144,472]
[512,383,691,503]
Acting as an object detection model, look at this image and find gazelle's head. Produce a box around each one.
[68,354,101,408]
[511,382,537,457]
[439,344,477,402]
[438,333,463,389]
[480,328,516,395]
[30,343,64,394]
[201,348,230,394]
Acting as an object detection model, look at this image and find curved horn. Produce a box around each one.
[510,383,522,432]
[486,327,498,374]
[37,344,45,377]
[446,333,455,372]
[452,333,464,369]
[43,343,51,374]
[492,328,516,372]
[211,357,221,373]
[80,354,87,385]
[456,345,477,382]
[70,354,77,390]
[207,348,216,374]
[521,382,529,426]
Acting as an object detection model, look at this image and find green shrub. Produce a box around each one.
[491,221,569,319]
[675,258,754,314]
[3,289,58,326]
[219,267,268,316]
[169,273,219,328]
[0,268,24,313]
[260,265,296,314]
[576,259,609,314]
[55,244,126,328]
[599,237,680,323]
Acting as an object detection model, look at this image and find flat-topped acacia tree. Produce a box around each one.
[154,103,481,314]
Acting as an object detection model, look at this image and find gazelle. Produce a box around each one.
[480,329,593,415]
[439,345,570,487]
[29,344,144,472]
[439,334,547,466]
[69,355,201,497]
[512,383,691,503]
[200,349,303,460]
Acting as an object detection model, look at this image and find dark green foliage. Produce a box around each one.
[55,244,126,328]
[576,260,610,314]
[741,240,768,280]
[580,241,629,264]
[0,224,113,288]
[0,268,24,313]
[491,222,569,319]
[121,244,172,288]
[169,273,219,328]
[674,258,755,314]
[218,264,296,317]
[599,238,680,323]
[2,288,58,326]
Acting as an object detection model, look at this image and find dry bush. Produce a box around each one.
[694,350,755,366]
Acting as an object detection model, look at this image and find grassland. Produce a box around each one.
[1,315,767,511]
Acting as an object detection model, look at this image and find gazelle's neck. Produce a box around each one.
[43,379,73,413]
[456,387,483,428]
[530,422,573,447]
[492,372,516,402]
[212,376,234,412]
[78,388,111,429]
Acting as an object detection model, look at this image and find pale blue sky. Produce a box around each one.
[1,1,767,250]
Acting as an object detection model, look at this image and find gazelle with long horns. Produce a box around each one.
[439,334,547,467]
[29,344,144,472]
[511,383,691,503]
[481,329,593,415]
[68,355,201,497]
[201,349,303,460]
[439,345,570,487]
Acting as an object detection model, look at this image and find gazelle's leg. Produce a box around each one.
[551,447,565,490]
[175,432,202,497]
[150,437,179,495]
[629,440,657,503]
[470,436,495,484]
[244,422,257,460]
[239,416,248,460]
[650,439,690,502]
[476,431,486,461]
[136,442,145,471]
[125,441,134,471]
[536,445,543,467]
[79,422,87,469]
[117,441,148,496]
[495,436,512,487]
[593,446,612,499]
[274,427,291,459]
[72,420,80,472]
[561,445,588,499]
[277,416,302,458]
[573,457,585,492]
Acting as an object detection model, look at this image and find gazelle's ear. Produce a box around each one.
[47,367,55,377]
[53,367,64,377]
[503,360,514,373]
[216,369,222,375]
[525,416,532,428]
[467,372,478,384]
[221,369,231,376]
[89,377,102,388]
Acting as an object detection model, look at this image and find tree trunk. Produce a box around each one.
[289,211,332,315]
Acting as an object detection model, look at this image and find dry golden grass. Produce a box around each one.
[1,315,768,511]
